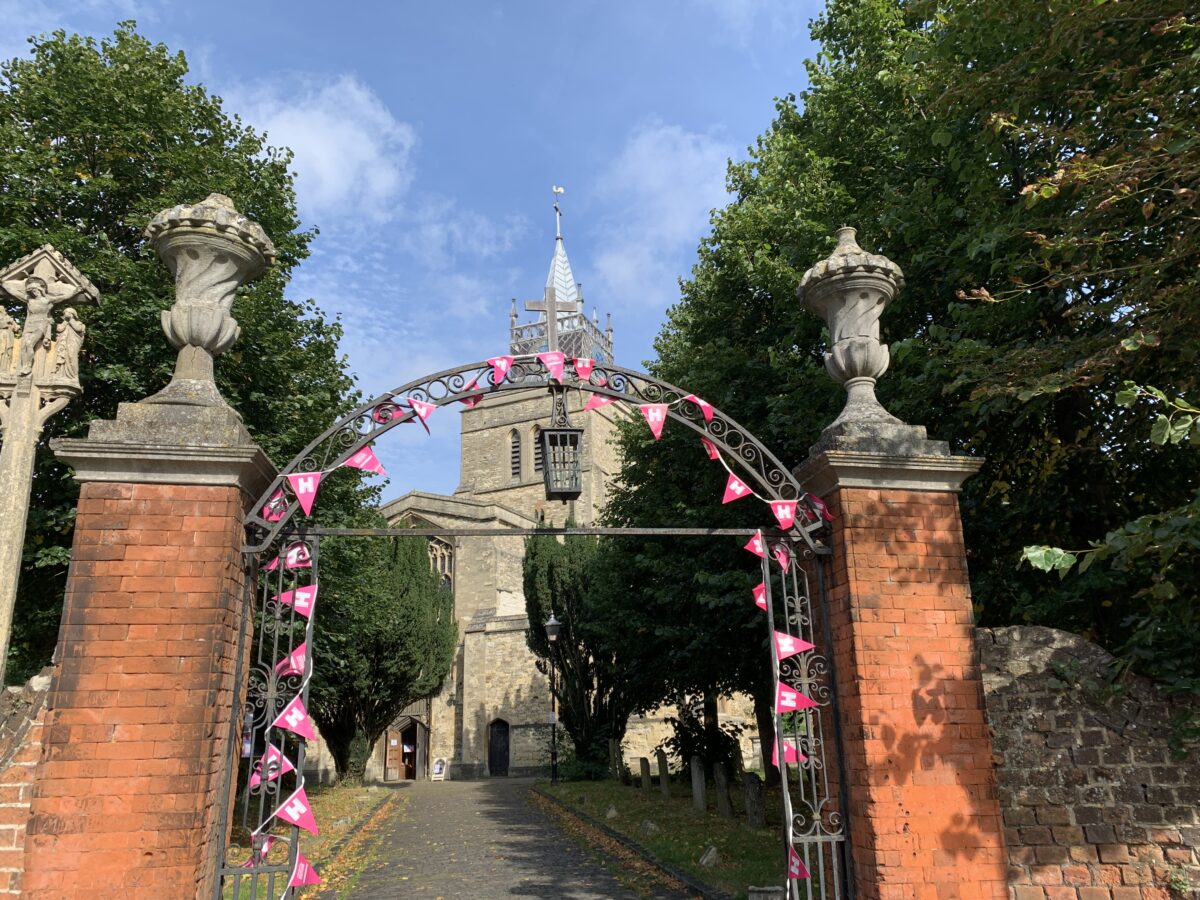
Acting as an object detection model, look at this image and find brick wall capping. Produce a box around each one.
[51,437,276,499]
[795,447,984,496]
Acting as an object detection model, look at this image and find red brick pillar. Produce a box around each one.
[798,448,1007,899]
[23,405,273,898]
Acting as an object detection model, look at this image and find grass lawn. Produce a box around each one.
[542,778,789,899]
[223,781,399,898]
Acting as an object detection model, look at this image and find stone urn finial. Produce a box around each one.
[799,226,906,431]
[142,193,276,408]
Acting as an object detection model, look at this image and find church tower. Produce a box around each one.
[378,194,623,779]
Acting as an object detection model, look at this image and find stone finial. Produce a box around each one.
[143,193,276,408]
[799,227,906,432]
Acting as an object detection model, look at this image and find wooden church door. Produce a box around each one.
[488,720,509,776]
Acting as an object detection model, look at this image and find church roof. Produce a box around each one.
[544,235,581,311]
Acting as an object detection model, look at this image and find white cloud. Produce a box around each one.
[227,74,417,224]
[591,119,735,314]
[0,0,159,63]
[694,0,808,48]
[398,197,528,272]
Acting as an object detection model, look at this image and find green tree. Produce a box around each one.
[309,523,457,778]
[0,24,364,681]
[523,530,635,777]
[595,0,1199,724]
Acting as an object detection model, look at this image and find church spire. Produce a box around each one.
[545,187,581,311]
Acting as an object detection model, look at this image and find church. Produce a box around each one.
[369,208,626,779]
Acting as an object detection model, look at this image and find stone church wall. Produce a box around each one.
[978,626,1199,899]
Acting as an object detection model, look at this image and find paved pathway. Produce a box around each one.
[344,778,653,899]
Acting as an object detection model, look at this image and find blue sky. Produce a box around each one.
[3,1,822,499]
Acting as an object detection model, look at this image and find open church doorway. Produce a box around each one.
[488,719,510,776]
[384,716,428,781]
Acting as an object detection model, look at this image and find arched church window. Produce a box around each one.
[509,429,521,479]
[532,426,544,473]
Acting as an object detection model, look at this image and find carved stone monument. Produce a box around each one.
[0,245,99,682]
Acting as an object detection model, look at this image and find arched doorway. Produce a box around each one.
[219,357,843,897]
[487,719,510,777]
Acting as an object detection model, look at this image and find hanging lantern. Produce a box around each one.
[541,427,583,500]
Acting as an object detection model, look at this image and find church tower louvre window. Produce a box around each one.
[532,426,544,473]
[509,429,521,480]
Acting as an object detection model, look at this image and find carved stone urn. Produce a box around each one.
[799,227,906,432]
[143,193,276,408]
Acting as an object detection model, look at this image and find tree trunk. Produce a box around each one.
[754,682,779,787]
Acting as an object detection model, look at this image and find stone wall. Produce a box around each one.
[0,670,51,895]
[979,626,1199,899]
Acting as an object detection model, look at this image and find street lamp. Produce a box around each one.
[545,612,562,784]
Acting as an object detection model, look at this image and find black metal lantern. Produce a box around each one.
[541,427,583,500]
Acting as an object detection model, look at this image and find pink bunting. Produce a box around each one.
[774,630,815,660]
[772,737,807,768]
[772,543,792,573]
[249,744,296,789]
[242,834,278,868]
[722,473,752,503]
[585,393,616,411]
[343,446,387,477]
[285,542,313,569]
[537,351,566,382]
[573,357,594,381]
[272,695,317,741]
[684,394,714,422]
[276,584,317,619]
[752,582,767,611]
[788,847,811,880]
[810,494,835,522]
[771,501,797,529]
[261,488,288,523]
[289,851,321,887]
[744,532,765,558]
[640,404,668,440]
[286,472,322,517]
[370,401,403,424]
[407,398,436,422]
[487,355,514,384]
[275,641,308,678]
[458,377,481,408]
[701,437,720,460]
[776,681,818,714]
[263,556,279,573]
[274,786,319,835]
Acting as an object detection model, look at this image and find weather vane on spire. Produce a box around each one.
[552,185,564,239]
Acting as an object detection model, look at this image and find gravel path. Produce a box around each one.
[344,778,645,899]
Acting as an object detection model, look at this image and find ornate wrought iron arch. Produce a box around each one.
[244,357,827,553]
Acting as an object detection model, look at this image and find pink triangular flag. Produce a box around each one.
[744,531,765,558]
[640,404,668,440]
[271,694,317,741]
[274,786,319,835]
[249,744,297,788]
[573,357,594,381]
[263,556,280,573]
[684,394,714,422]
[289,851,321,887]
[585,393,616,411]
[487,355,514,384]
[408,398,435,422]
[343,445,387,477]
[286,472,322,517]
[752,582,767,611]
[458,377,481,408]
[371,401,402,424]
[772,737,806,768]
[774,630,815,660]
[242,834,278,868]
[277,584,317,619]
[701,437,719,460]
[538,351,566,382]
[275,641,308,678]
[788,847,811,880]
[810,494,835,522]
[284,542,312,569]
[771,501,797,529]
[262,488,288,523]
[776,681,818,714]
[722,473,751,503]
[772,543,792,573]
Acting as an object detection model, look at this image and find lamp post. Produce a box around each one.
[545,612,562,784]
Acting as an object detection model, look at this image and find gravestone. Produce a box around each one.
[743,772,767,829]
[639,756,652,795]
[690,755,706,812]
[714,763,733,819]
[656,748,671,799]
